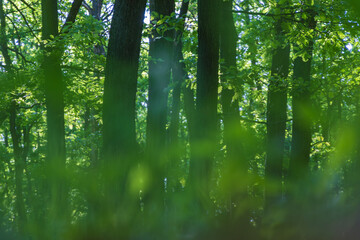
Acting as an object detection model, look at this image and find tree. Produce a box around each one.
[220,0,241,167]
[188,0,220,224]
[0,0,360,238]
[142,1,175,236]
[102,0,146,222]
[168,0,190,193]
[218,1,256,236]
[264,1,291,212]
[146,0,175,188]
[41,0,83,233]
[288,4,317,192]
[41,0,66,221]
[0,0,27,233]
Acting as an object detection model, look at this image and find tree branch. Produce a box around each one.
[311,141,330,147]
[8,0,41,44]
[239,117,267,124]
[82,1,92,13]
[18,103,42,109]
[18,0,35,12]
[61,64,104,75]
[233,10,299,17]
[61,0,84,34]
[8,47,35,65]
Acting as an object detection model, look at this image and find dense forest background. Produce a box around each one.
[0,0,360,239]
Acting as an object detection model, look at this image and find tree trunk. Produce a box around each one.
[345,87,360,199]
[0,0,27,232]
[41,0,83,232]
[143,0,175,229]
[9,102,27,233]
[84,0,103,168]
[164,1,191,235]
[4,127,9,148]
[146,0,175,186]
[168,0,189,193]
[146,0,175,150]
[188,0,220,221]
[183,80,196,164]
[102,0,146,211]
[91,0,105,55]
[288,5,316,196]
[220,0,241,164]
[0,0,11,73]
[264,2,291,211]
[219,0,254,233]
[41,0,67,225]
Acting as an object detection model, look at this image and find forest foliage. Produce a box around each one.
[0,0,360,239]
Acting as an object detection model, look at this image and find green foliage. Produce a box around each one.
[0,0,359,239]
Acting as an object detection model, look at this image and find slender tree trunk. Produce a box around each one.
[146,0,175,188]
[168,0,190,193]
[183,80,196,163]
[264,2,291,211]
[288,5,316,197]
[188,0,220,222]
[41,0,83,233]
[9,102,27,233]
[89,0,103,166]
[41,0,67,225]
[165,1,191,235]
[0,0,12,71]
[0,0,27,232]
[219,1,254,234]
[144,1,175,230]
[176,3,196,170]
[286,10,317,237]
[219,0,247,220]
[91,0,105,55]
[220,0,241,165]
[80,0,103,172]
[345,87,360,199]
[23,125,34,223]
[147,0,175,154]
[4,127,9,148]
[81,1,103,224]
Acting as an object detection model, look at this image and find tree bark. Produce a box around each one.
[264,2,291,211]
[90,0,105,55]
[183,80,196,164]
[143,0,175,227]
[0,0,12,73]
[188,0,220,219]
[220,0,242,166]
[41,0,83,229]
[146,0,175,179]
[102,0,146,205]
[288,6,316,194]
[219,0,247,219]
[168,0,189,193]
[41,0,67,224]
[10,101,27,233]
